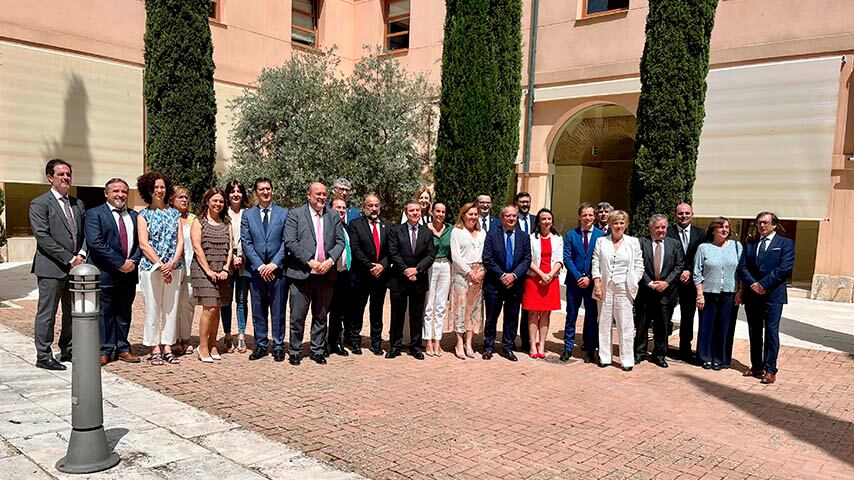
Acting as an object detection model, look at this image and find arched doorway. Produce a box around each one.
[548,104,637,233]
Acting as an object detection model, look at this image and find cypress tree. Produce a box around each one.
[629,0,718,233]
[143,0,217,202]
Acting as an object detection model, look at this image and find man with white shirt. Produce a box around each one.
[326,198,353,356]
[594,202,613,234]
[514,191,533,352]
[666,202,705,362]
[477,194,500,232]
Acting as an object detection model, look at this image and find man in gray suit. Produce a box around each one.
[285,182,345,365]
[29,159,87,370]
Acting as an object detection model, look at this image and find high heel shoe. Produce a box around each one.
[198,351,214,363]
[454,346,466,360]
[529,352,538,359]
[435,350,442,357]
[464,346,475,359]
[536,353,546,359]
[210,350,222,361]
[237,335,247,353]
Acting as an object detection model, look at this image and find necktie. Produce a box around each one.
[505,231,513,272]
[482,217,488,231]
[61,196,77,245]
[582,230,589,252]
[410,226,417,252]
[115,209,128,258]
[681,229,688,253]
[372,221,381,262]
[315,212,325,262]
[653,239,663,280]
[522,216,528,234]
[262,208,269,234]
[758,237,768,260]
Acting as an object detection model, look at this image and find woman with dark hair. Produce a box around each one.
[169,186,196,356]
[137,171,184,365]
[521,209,564,359]
[190,187,233,363]
[693,216,743,370]
[221,180,252,352]
[422,202,452,356]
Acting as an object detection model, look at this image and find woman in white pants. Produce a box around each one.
[170,186,196,356]
[137,172,184,365]
[423,202,452,356]
[449,202,486,360]
[592,210,643,371]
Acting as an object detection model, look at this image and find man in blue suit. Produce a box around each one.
[562,202,605,363]
[241,178,289,362]
[476,194,501,233]
[482,205,531,361]
[84,178,143,366]
[738,212,794,384]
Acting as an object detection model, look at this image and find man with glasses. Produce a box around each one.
[331,178,361,225]
[476,194,500,233]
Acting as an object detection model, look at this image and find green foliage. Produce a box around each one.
[629,0,718,234]
[143,0,217,203]
[227,48,435,216]
[435,0,523,215]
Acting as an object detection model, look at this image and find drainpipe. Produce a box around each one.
[522,0,540,174]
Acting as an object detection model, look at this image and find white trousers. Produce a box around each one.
[423,259,451,340]
[598,281,635,367]
[176,275,195,341]
[140,268,184,347]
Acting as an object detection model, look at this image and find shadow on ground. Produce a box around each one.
[0,264,36,302]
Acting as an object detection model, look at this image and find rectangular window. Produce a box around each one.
[208,0,222,22]
[385,0,410,52]
[292,0,317,47]
[584,0,629,17]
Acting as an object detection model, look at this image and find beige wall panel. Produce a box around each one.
[213,82,246,174]
[0,41,144,187]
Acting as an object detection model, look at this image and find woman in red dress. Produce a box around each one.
[522,209,564,359]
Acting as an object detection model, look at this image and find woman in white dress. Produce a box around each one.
[449,202,486,360]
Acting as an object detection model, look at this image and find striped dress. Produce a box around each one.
[191,216,232,307]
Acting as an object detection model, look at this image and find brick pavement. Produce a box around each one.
[0,298,851,479]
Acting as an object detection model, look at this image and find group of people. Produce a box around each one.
[30,158,793,384]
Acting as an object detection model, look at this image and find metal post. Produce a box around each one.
[56,264,120,474]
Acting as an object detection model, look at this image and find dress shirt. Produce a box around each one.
[111,206,136,257]
[693,241,741,293]
[756,231,777,256]
[649,238,665,284]
[313,208,325,260]
[502,229,516,268]
[407,222,419,248]
[519,214,531,235]
[678,225,692,252]
[51,188,87,260]
[450,227,486,274]
[479,216,491,232]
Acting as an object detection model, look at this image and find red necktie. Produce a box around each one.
[115,208,129,258]
[372,221,381,262]
[583,230,589,252]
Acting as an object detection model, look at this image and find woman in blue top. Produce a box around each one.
[693,217,743,370]
[137,172,185,365]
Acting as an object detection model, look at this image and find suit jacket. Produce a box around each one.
[528,233,564,276]
[516,213,535,236]
[84,203,142,287]
[482,226,532,295]
[638,236,684,304]
[667,224,705,275]
[241,204,289,274]
[387,222,437,292]
[738,234,794,304]
[479,215,501,233]
[29,190,87,279]
[591,234,644,302]
[349,215,391,277]
[563,226,605,288]
[284,204,345,281]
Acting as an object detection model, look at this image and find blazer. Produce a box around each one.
[241,204,289,274]
[387,222,437,292]
[482,226,532,294]
[638,236,684,305]
[516,213,535,235]
[284,204,345,281]
[563,226,605,288]
[348,215,391,276]
[84,203,142,287]
[29,190,86,279]
[667,224,705,274]
[527,233,564,276]
[591,234,644,303]
[738,234,795,304]
[479,215,501,233]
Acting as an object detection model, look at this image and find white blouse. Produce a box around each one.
[450,227,486,275]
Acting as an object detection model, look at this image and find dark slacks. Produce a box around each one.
[675,281,698,354]
[697,292,734,365]
[483,286,522,353]
[288,275,333,356]
[349,272,388,348]
[249,272,287,351]
[724,304,739,366]
[99,283,136,356]
[34,277,73,362]
[327,270,352,347]
[389,286,426,351]
[745,300,783,374]
[518,310,530,348]
[565,284,598,354]
[634,297,675,358]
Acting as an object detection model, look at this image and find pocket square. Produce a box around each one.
[771,248,781,251]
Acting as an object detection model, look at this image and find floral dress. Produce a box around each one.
[139,207,182,271]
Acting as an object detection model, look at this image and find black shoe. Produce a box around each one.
[350,345,362,355]
[410,350,425,360]
[482,351,494,360]
[330,344,349,356]
[598,362,608,368]
[634,354,646,364]
[501,351,518,362]
[519,343,531,353]
[583,352,595,364]
[622,366,633,372]
[273,349,286,362]
[653,356,669,368]
[289,354,301,365]
[559,350,572,362]
[58,349,72,363]
[385,349,401,359]
[36,358,66,371]
[370,344,384,356]
[249,347,269,361]
[702,361,713,370]
[312,354,327,365]
[711,363,722,371]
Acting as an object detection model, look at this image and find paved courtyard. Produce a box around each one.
[0,262,851,479]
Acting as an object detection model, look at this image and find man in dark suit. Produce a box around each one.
[514,191,533,352]
[738,212,794,385]
[666,202,705,361]
[348,194,390,355]
[562,202,605,363]
[326,197,353,356]
[241,178,289,362]
[594,202,613,234]
[28,159,87,370]
[285,182,345,365]
[476,194,501,233]
[482,205,531,361]
[634,214,684,368]
[386,200,437,359]
[84,177,142,366]
[331,178,361,225]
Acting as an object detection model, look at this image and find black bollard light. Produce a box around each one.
[56,264,120,474]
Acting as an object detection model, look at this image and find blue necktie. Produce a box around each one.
[482,217,488,231]
[505,231,513,272]
[758,237,768,260]
[262,208,269,234]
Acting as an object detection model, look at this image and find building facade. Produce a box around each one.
[1,0,852,301]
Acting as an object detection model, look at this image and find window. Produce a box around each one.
[292,0,318,47]
[208,0,222,22]
[385,0,410,52]
[583,0,629,17]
